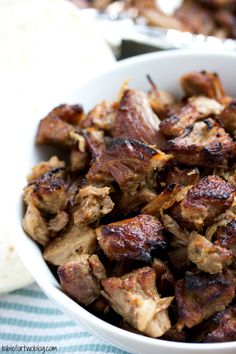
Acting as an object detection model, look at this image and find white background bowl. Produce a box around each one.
[10,50,236,354]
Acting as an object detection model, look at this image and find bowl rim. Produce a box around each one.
[12,49,236,351]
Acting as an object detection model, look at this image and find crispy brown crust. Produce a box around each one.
[96,214,165,262]
[205,306,236,342]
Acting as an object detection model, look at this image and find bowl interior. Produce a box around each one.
[10,50,236,354]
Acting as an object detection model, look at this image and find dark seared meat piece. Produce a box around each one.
[175,272,235,330]
[164,167,200,187]
[87,138,172,193]
[113,88,165,148]
[102,267,173,337]
[180,176,235,230]
[58,254,106,306]
[205,306,236,342]
[180,71,225,102]
[36,104,84,148]
[24,168,69,214]
[96,214,165,262]
[160,96,223,137]
[166,118,234,167]
[215,220,236,257]
[187,232,233,274]
[220,100,236,137]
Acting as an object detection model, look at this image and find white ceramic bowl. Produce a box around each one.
[10,50,236,354]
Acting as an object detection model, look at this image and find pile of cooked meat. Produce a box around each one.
[72,0,236,40]
[22,70,236,343]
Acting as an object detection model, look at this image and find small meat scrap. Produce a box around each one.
[142,184,191,217]
[27,156,65,182]
[187,232,233,274]
[180,176,235,230]
[175,272,235,330]
[79,100,115,132]
[215,220,236,257]
[43,224,97,266]
[180,71,225,102]
[36,104,84,148]
[22,203,49,246]
[166,118,234,166]
[48,211,69,233]
[58,254,106,306]
[113,88,164,147]
[96,214,165,262]
[160,96,223,137]
[205,306,236,342]
[73,185,114,226]
[82,127,106,158]
[102,267,173,337]
[87,138,172,193]
[164,166,200,187]
[161,214,190,248]
[69,149,89,172]
[220,99,236,137]
[24,169,68,214]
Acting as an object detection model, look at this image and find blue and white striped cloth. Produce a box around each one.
[0,284,130,354]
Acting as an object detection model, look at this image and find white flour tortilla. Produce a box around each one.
[0,0,114,293]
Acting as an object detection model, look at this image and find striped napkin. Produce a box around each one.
[0,284,130,354]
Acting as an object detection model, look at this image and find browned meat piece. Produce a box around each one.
[22,203,49,246]
[180,176,235,230]
[175,272,235,330]
[166,118,235,167]
[73,185,114,226]
[58,254,106,306]
[205,306,236,342]
[180,71,225,102]
[87,138,172,194]
[102,267,174,337]
[69,149,89,172]
[220,100,236,137]
[142,185,191,217]
[48,211,69,233]
[43,224,96,266]
[147,76,175,120]
[24,169,69,214]
[27,156,65,182]
[187,232,233,274]
[160,96,223,137]
[215,220,236,257]
[113,88,165,148]
[82,128,106,158]
[164,167,200,187]
[162,214,190,247]
[79,101,116,132]
[175,0,215,35]
[96,214,165,262]
[36,105,84,148]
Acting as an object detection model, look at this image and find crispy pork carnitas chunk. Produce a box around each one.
[27,156,65,182]
[22,203,49,246]
[166,118,234,166]
[220,100,236,137]
[24,169,68,214]
[96,214,165,262]
[113,88,165,147]
[87,138,172,193]
[215,220,236,257]
[43,224,97,266]
[205,306,236,342]
[102,267,174,337]
[175,272,235,330]
[179,176,235,230]
[142,184,191,217]
[79,100,116,132]
[160,96,223,137]
[73,185,114,226]
[180,71,225,102]
[36,104,84,148]
[58,254,106,306]
[187,232,233,274]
